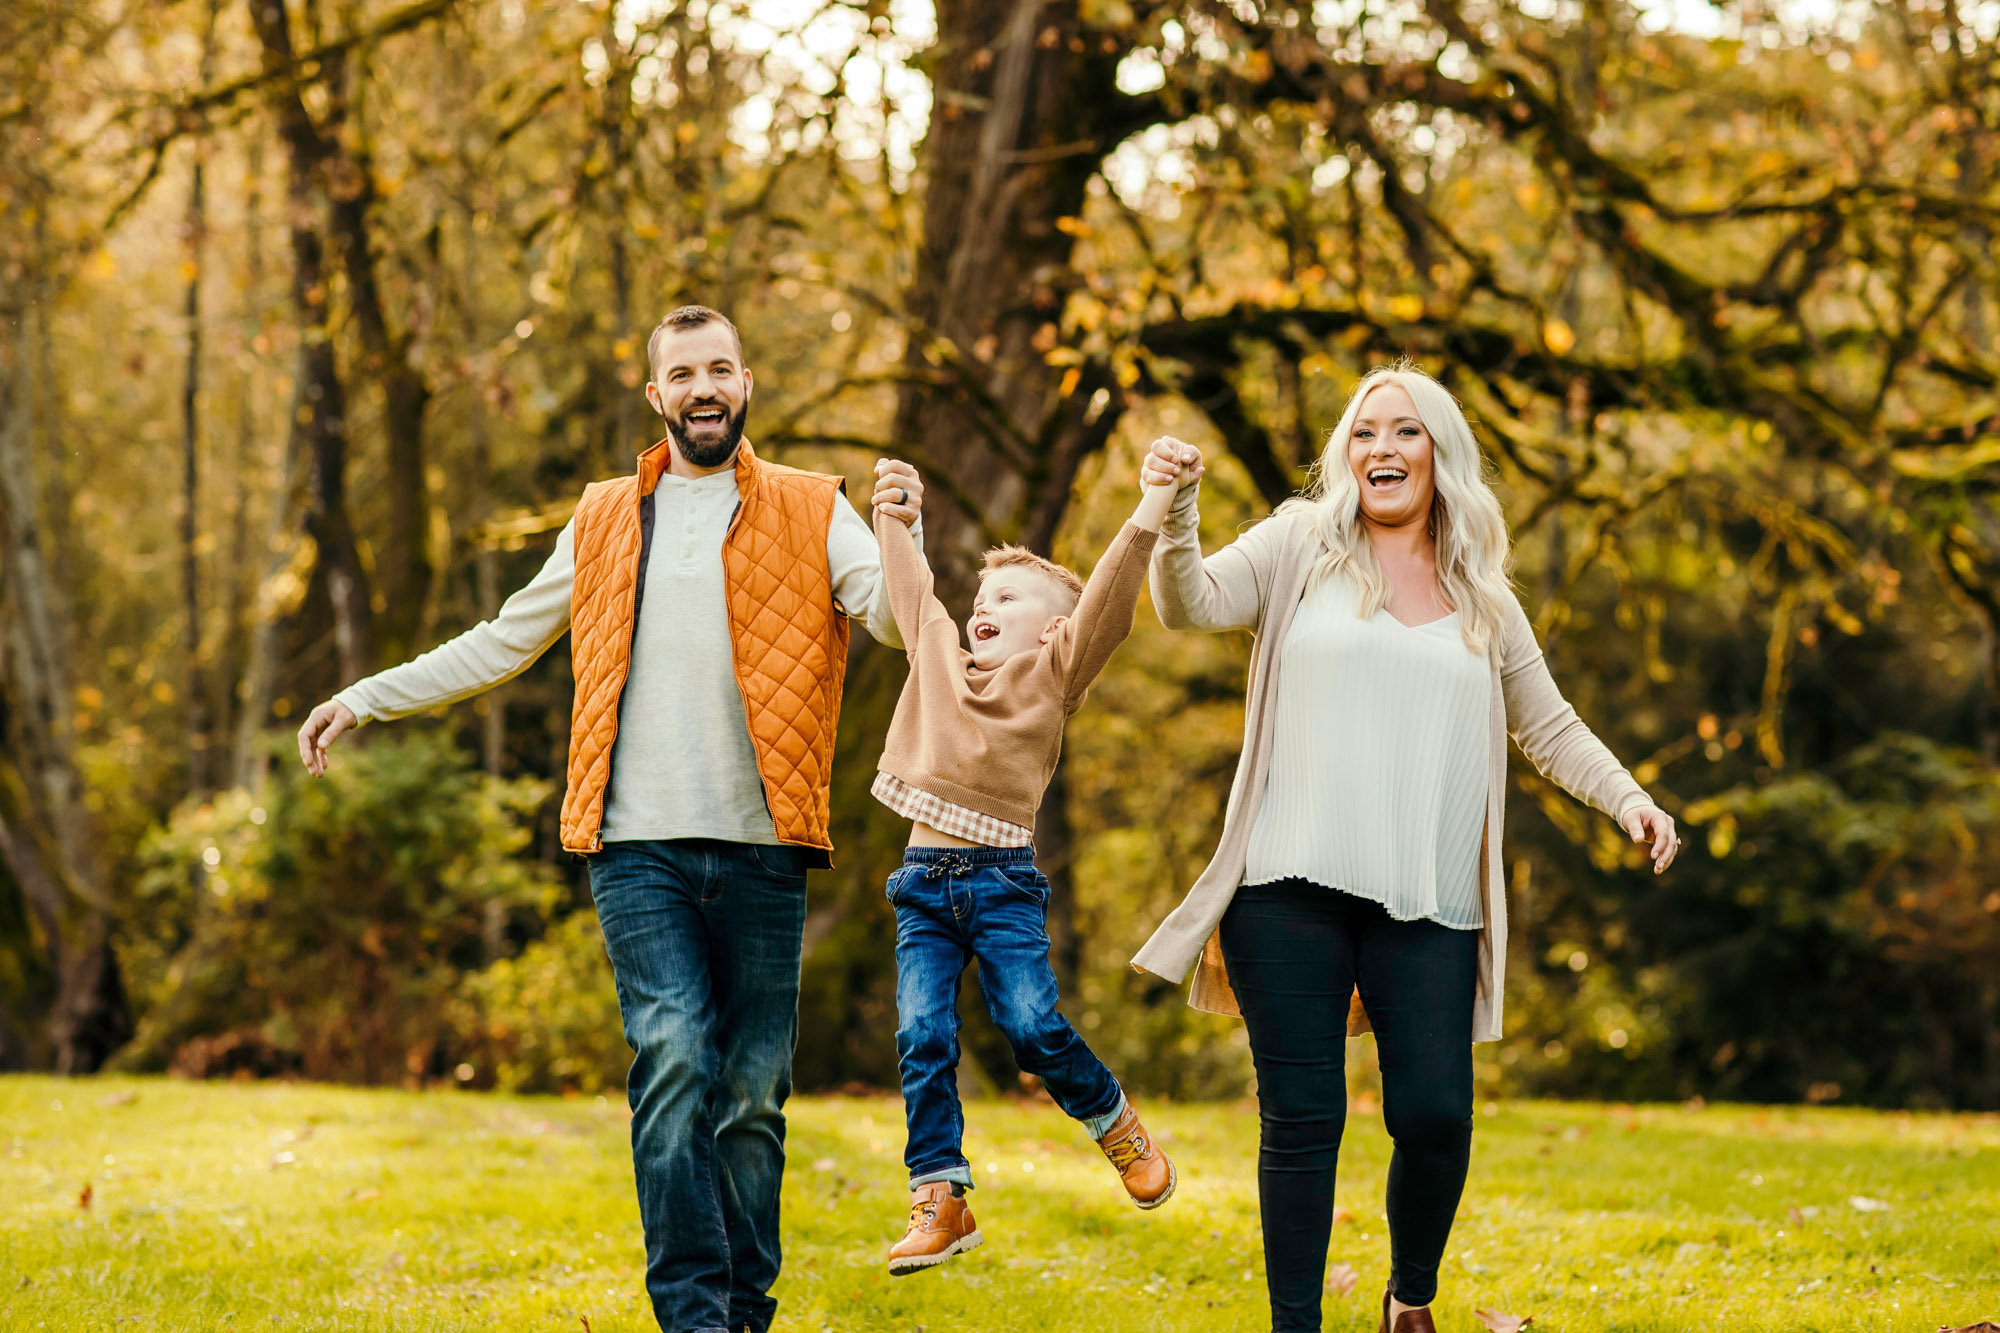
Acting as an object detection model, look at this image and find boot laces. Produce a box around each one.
[906,1194,940,1233]
[1103,1125,1151,1171]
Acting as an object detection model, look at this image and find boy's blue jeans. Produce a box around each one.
[588,838,808,1333]
[888,846,1127,1189]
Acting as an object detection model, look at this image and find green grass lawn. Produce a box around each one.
[3,1076,1996,1331]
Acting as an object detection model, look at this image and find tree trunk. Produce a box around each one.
[0,222,129,1072]
[178,14,214,795]
[221,130,267,780]
[326,124,433,662]
[250,0,372,684]
[890,0,1130,598]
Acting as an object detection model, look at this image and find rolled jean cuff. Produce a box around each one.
[910,1164,975,1191]
[1080,1090,1128,1141]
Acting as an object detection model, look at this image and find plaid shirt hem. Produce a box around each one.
[871,772,1034,848]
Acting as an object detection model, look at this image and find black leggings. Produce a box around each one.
[1220,879,1477,1330]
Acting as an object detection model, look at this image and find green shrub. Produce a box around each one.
[118,732,560,1084]
[451,910,628,1094]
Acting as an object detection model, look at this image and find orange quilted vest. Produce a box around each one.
[558,438,851,860]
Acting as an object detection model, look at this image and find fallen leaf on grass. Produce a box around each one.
[1332,1208,1356,1225]
[1787,1206,1803,1225]
[1939,1324,2000,1332]
[347,1188,382,1202]
[98,1090,137,1108]
[77,1183,93,1210]
[1324,1262,1359,1295]
[1474,1309,1534,1331]
[1848,1196,1891,1212]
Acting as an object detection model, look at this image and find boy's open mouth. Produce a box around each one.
[973,622,1000,642]
[1367,466,1407,489]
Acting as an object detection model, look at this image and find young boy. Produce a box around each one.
[868,452,1185,1275]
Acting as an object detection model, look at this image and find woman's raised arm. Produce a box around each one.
[1142,438,1288,634]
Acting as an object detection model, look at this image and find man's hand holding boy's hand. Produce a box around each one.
[873,458,924,527]
[1141,437,1202,491]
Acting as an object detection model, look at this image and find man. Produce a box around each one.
[296,304,923,1333]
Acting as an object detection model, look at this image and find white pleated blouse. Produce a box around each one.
[1242,573,1492,930]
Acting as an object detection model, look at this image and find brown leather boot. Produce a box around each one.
[1094,1103,1176,1209]
[1380,1287,1439,1333]
[887,1181,983,1276]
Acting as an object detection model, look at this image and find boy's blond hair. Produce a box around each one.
[980,544,1083,615]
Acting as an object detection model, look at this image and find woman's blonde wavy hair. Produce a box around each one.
[1280,362,1515,655]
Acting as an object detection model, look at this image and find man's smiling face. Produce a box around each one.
[645,321,753,470]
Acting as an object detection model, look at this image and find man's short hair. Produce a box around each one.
[647,305,743,378]
[979,544,1083,615]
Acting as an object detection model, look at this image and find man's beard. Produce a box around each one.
[667,398,748,469]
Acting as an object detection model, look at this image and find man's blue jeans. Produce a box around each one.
[589,838,808,1333]
[888,846,1126,1188]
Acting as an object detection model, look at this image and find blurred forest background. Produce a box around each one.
[3,0,1998,1111]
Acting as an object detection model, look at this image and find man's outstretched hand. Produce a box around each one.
[872,458,924,527]
[296,699,357,777]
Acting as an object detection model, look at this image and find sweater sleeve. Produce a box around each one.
[1499,598,1652,820]
[827,492,910,651]
[1148,485,1291,634]
[334,519,575,725]
[1052,522,1160,709]
[872,504,955,659]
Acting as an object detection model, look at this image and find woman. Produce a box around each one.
[1132,364,1679,1333]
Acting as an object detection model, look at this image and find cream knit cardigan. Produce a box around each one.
[1129,494,1652,1043]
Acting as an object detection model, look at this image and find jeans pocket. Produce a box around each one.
[997,862,1051,904]
[752,842,808,880]
[885,864,918,906]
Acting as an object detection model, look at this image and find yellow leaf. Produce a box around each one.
[1542,319,1576,355]
[1114,357,1140,388]
[1387,294,1424,322]
[677,122,698,145]
[76,686,104,709]
[1054,216,1091,237]
[1473,1311,1534,1332]
[177,259,200,283]
[1058,367,1082,398]
[86,249,117,280]
[152,681,176,704]
[612,338,636,360]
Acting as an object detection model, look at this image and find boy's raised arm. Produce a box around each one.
[1050,459,1181,704]
[870,462,953,656]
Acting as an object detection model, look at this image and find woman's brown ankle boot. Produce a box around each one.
[1380,1286,1439,1333]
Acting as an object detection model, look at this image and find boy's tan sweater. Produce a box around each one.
[873,509,1160,832]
